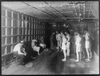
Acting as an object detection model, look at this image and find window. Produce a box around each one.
[7,18,11,26]
[31,30,33,34]
[1,37,5,45]
[25,29,27,35]
[11,46,14,52]
[7,11,11,18]
[2,17,6,26]
[25,21,27,28]
[18,13,22,20]
[23,21,25,27]
[2,46,6,55]
[7,36,11,44]
[23,15,25,20]
[22,29,25,35]
[28,36,30,41]
[13,19,17,27]
[19,28,22,35]
[13,36,17,43]
[6,45,11,53]
[25,36,27,41]
[13,12,17,19]
[2,9,5,16]
[11,37,13,44]
[21,21,23,28]
[34,24,35,29]
[19,36,21,41]
[1,27,5,36]
[27,17,29,21]
[13,28,17,35]
[7,28,11,35]
[25,15,27,21]
[28,29,30,35]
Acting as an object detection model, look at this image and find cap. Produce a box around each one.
[32,39,37,42]
[20,40,24,43]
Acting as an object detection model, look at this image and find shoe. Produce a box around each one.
[62,58,66,62]
[25,62,33,67]
[85,59,90,62]
[75,60,79,62]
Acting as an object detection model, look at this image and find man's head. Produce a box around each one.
[40,37,44,43]
[65,31,68,35]
[20,39,25,44]
[74,32,78,36]
[32,39,38,46]
[56,31,58,34]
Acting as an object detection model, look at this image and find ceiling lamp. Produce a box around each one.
[53,24,56,27]
[63,24,66,26]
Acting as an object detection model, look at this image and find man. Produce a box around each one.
[83,31,92,61]
[39,37,46,49]
[32,39,44,55]
[50,32,55,49]
[65,32,71,57]
[23,39,38,65]
[56,31,62,51]
[61,32,67,61]
[74,32,82,62]
[13,39,26,65]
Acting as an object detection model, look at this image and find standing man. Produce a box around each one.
[65,32,71,57]
[74,32,82,62]
[83,31,92,61]
[50,32,55,49]
[61,31,67,61]
[56,31,62,51]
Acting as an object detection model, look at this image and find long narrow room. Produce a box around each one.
[1,1,99,75]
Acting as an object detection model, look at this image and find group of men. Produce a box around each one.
[13,28,93,66]
[13,37,46,66]
[50,29,93,62]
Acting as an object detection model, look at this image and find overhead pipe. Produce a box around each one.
[22,2,56,19]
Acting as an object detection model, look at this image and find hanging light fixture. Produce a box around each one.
[63,24,66,27]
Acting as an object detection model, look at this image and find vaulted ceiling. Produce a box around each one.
[1,1,99,22]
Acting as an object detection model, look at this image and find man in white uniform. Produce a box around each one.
[13,39,26,65]
[32,39,45,55]
[31,39,40,55]
[39,37,46,49]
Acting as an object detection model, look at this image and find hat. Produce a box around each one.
[32,39,37,42]
[20,40,24,43]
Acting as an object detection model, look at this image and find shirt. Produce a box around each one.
[32,46,40,55]
[56,33,61,41]
[39,43,46,48]
[13,43,26,55]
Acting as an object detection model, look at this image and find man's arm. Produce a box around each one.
[19,46,26,55]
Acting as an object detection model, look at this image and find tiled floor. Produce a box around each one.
[2,50,99,75]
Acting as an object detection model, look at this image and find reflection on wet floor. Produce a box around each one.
[48,51,99,74]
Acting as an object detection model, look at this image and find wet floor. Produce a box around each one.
[2,50,99,75]
[47,51,99,74]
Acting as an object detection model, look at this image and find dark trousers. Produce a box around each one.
[23,48,38,64]
[13,51,25,65]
